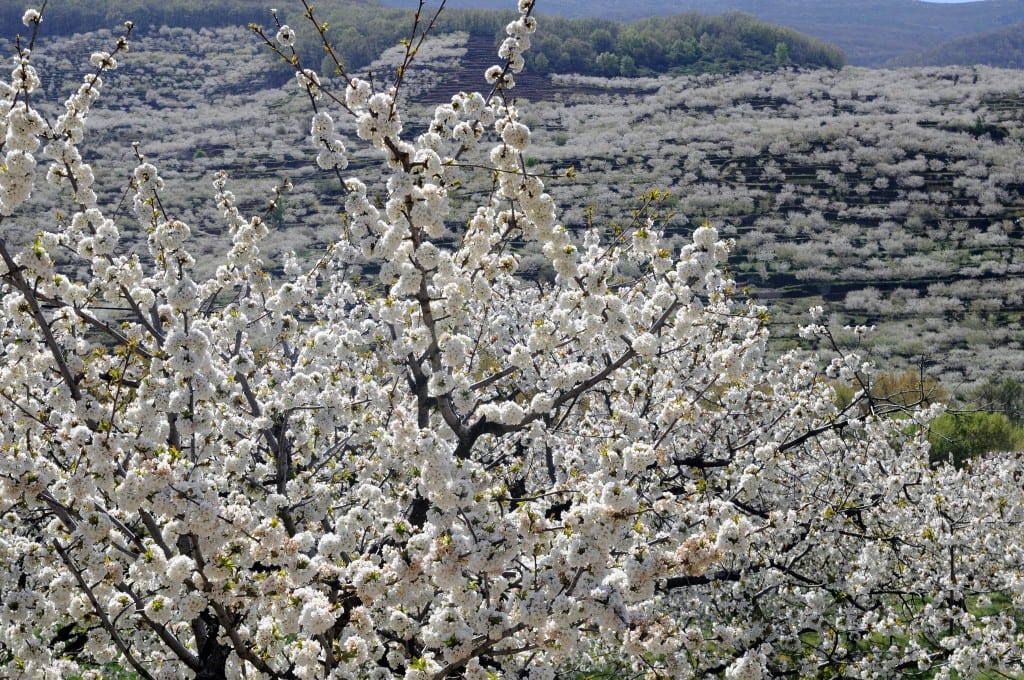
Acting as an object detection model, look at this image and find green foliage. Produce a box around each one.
[927,410,1024,467]
[531,51,551,75]
[860,372,1024,466]
[618,54,637,77]
[589,28,614,54]
[865,371,1024,466]
[594,52,620,77]
[290,2,412,75]
[522,10,843,77]
[774,41,790,65]
[975,376,1024,425]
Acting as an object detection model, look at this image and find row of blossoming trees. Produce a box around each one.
[1,1,1023,678]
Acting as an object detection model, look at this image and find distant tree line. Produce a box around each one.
[3,0,844,79]
[0,0,268,37]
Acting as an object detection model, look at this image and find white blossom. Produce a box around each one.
[276,25,295,47]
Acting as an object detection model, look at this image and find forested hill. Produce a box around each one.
[433,10,846,76]
[888,22,1024,68]
[295,4,845,77]
[0,0,844,76]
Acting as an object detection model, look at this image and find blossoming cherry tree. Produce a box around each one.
[1,1,1023,679]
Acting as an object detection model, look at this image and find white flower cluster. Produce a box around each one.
[132,161,165,225]
[430,91,491,155]
[1,58,41,213]
[89,50,116,69]
[309,111,348,171]
[484,1,535,88]
[276,24,295,48]
[497,14,535,77]
[0,147,35,215]
[295,67,320,95]
[725,652,766,680]
[355,90,402,150]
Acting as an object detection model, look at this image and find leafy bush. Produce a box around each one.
[928,410,1024,466]
[974,376,1024,425]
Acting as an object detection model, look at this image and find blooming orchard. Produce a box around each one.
[1,1,1024,678]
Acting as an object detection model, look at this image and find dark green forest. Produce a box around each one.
[428,9,846,76]
[1,0,844,77]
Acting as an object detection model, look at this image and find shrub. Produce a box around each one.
[974,375,1024,425]
[928,410,1024,466]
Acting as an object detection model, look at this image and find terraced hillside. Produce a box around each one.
[522,67,1024,389]
[417,34,638,103]
[7,24,1024,390]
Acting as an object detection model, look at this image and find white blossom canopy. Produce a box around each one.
[0,2,1022,679]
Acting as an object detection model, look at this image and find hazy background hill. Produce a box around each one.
[888,21,1024,67]
[380,0,1024,66]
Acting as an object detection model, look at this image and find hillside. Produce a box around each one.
[275,2,847,77]
[5,21,1024,390]
[888,22,1024,67]
[5,0,1020,68]
[380,0,1024,66]
[0,0,844,76]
